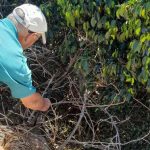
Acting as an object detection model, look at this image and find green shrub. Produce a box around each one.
[42,0,150,100]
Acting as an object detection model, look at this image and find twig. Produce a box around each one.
[133,97,150,112]
[58,90,88,150]
[27,76,54,125]
[104,108,121,150]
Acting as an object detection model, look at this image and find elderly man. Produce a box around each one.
[0,4,51,111]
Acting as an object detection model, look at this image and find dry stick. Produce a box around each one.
[69,140,115,150]
[143,139,150,144]
[104,109,121,150]
[121,130,150,146]
[1,102,9,126]
[133,97,150,111]
[70,129,150,146]
[51,99,125,108]
[27,76,55,125]
[32,51,52,77]
[0,113,13,124]
[48,103,58,142]
[5,101,21,118]
[68,127,150,148]
[58,90,88,150]
[84,109,95,141]
[53,48,84,89]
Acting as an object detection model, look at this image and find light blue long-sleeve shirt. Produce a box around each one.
[0,18,36,98]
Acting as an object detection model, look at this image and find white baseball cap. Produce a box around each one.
[13,4,47,44]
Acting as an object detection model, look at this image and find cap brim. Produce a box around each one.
[42,33,46,44]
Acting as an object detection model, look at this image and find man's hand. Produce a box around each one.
[20,93,51,111]
[40,98,51,111]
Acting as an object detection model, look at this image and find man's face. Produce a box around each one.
[18,31,41,50]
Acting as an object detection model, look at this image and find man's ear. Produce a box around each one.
[27,33,40,40]
[24,33,35,42]
[26,32,34,38]
[32,33,41,39]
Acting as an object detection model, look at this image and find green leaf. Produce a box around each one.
[135,27,141,36]
[126,59,131,70]
[116,4,127,19]
[65,11,75,27]
[105,31,110,40]
[91,17,97,28]
[73,0,78,4]
[98,34,104,43]
[111,64,117,75]
[116,8,121,18]
[89,30,95,39]
[128,88,134,95]
[140,9,146,18]
[140,34,150,43]
[112,50,118,58]
[119,33,126,42]
[74,9,80,18]
[83,22,89,32]
[138,69,148,84]
[146,79,150,93]
[104,21,110,29]
[125,30,129,38]
[126,77,134,85]
[131,40,142,53]
[57,0,65,6]
[105,6,111,15]
[135,19,141,27]
[81,59,89,75]
[94,35,98,43]
[142,56,150,69]
[70,17,75,27]
[97,21,102,29]
[70,46,76,54]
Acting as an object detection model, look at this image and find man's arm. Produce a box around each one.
[20,92,51,111]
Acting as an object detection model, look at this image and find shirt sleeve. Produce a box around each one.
[10,62,36,99]
[0,62,36,99]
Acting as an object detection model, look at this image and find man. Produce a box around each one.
[0,4,51,111]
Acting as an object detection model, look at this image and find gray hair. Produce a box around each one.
[7,8,28,35]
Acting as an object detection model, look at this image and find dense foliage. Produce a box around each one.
[0,0,150,149]
[54,0,150,99]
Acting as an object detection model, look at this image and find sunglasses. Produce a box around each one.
[28,30,35,34]
[28,30,41,39]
